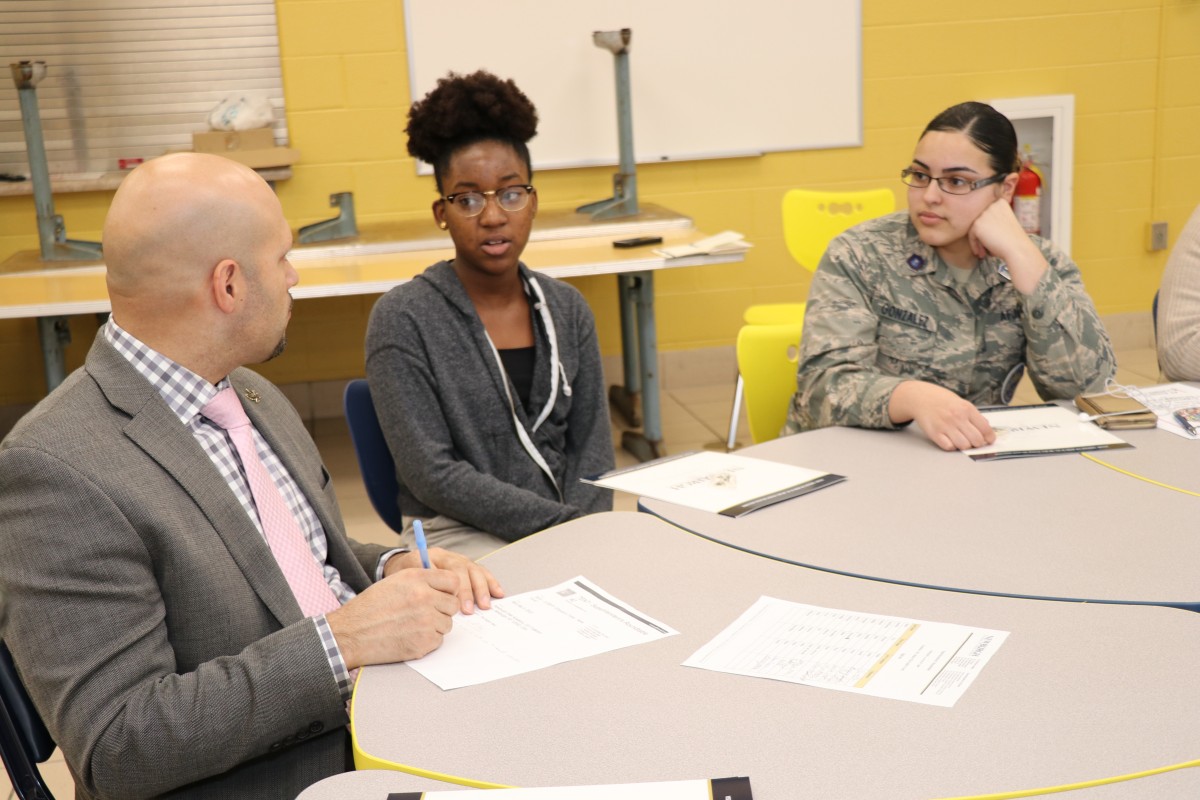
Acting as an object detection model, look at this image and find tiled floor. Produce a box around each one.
[1,344,1163,798]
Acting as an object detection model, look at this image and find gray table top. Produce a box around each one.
[348,512,1200,800]
[1081,422,1200,493]
[640,425,1200,607]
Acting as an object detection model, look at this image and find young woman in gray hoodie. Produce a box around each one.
[364,71,614,559]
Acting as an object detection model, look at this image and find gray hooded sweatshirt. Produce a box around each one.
[365,261,614,541]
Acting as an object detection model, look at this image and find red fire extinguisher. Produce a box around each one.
[1012,150,1042,236]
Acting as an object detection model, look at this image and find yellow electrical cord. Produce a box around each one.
[1079,452,1200,497]
[930,757,1200,799]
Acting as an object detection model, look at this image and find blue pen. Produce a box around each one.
[1175,412,1198,437]
[413,519,431,569]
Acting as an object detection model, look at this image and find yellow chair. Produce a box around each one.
[726,188,895,447]
[736,321,806,444]
[748,187,897,324]
[781,187,896,273]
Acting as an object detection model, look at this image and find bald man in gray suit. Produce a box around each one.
[0,153,503,799]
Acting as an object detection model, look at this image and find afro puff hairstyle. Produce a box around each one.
[406,70,539,193]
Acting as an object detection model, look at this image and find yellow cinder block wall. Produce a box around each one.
[1,0,1198,406]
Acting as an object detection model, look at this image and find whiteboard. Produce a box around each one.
[403,0,861,171]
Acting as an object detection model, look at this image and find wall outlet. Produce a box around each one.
[1148,221,1169,252]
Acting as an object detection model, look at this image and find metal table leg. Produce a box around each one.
[726,374,744,451]
[618,271,665,462]
[37,316,70,391]
[608,273,641,427]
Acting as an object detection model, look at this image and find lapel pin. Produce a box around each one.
[243,388,261,404]
[906,254,926,270]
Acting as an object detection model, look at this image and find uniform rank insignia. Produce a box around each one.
[906,254,925,270]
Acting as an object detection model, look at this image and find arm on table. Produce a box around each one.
[1018,248,1115,400]
[971,199,1113,397]
[789,242,916,432]
[0,449,347,799]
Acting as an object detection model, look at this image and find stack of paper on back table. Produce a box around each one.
[1123,382,1200,438]
[585,451,844,516]
[654,230,752,259]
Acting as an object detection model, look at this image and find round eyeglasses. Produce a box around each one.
[900,168,1007,196]
[440,185,535,217]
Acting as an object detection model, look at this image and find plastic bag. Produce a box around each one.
[207,94,274,131]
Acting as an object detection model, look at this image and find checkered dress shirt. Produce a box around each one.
[103,317,360,700]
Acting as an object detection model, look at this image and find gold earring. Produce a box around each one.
[438,221,448,230]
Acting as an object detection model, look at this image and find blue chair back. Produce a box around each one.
[0,641,56,799]
[1153,289,1159,339]
[343,380,405,534]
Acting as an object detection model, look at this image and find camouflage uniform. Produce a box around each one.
[786,211,1115,433]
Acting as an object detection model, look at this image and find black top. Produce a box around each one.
[498,346,536,412]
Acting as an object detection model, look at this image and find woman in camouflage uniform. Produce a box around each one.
[786,101,1115,451]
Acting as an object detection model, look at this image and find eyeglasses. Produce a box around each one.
[900,168,1007,195]
[440,185,535,217]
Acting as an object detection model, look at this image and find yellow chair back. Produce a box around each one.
[782,187,896,272]
[727,187,894,446]
[743,302,807,327]
[736,319,805,444]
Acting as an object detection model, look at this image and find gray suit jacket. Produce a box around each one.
[0,332,391,799]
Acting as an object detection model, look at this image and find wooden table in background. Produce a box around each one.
[0,204,744,460]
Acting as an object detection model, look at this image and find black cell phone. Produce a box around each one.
[612,236,663,248]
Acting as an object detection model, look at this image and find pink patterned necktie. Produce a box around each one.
[202,387,341,619]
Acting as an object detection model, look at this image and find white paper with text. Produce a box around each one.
[1124,382,1200,439]
[386,776,753,799]
[963,405,1130,460]
[586,451,844,516]
[406,576,678,690]
[684,596,1007,707]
